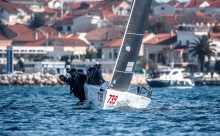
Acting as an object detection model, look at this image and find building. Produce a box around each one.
[0,1,33,25]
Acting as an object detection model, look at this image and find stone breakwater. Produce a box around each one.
[0,74,147,86]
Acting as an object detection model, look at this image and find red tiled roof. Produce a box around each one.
[0,1,33,13]
[0,35,9,40]
[61,34,79,38]
[160,14,185,22]
[102,38,122,48]
[90,1,122,11]
[86,27,125,41]
[102,10,116,19]
[167,0,179,6]
[64,1,99,10]
[209,33,220,40]
[22,38,46,46]
[144,33,177,45]
[175,3,186,8]
[194,11,217,22]
[172,46,188,52]
[54,15,77,25]
[38,26,58,36]
[208,0,220,7]
[53,38,89,46]
[185,0,207,8]
[44,7,57,13]
[7,25,32,35]
[12,31,45,42]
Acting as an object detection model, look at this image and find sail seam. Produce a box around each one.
[115,70,133,74]
[127,33,144,36]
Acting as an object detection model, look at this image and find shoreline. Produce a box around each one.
[0,74,148,86]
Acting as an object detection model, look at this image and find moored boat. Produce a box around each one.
[147,68,194,88]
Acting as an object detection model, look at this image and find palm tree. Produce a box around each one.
[189,35,216,72]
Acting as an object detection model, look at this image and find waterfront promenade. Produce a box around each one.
[0,74,147,86]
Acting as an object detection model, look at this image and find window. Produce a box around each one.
[13,18,17,23]
[179,40,182,45]
[161,7,165,10]
[218,53,220,57]
[174,53,180,58]
[1,8,3,13]
[57,26,63,31]
[172,71,178,75]
[175,10,180,14]
[109,52,112,59]
[127,9,131,14]
[113,49,118,59]
[21,50,27,52]
[29,50,35,52]
[186,40,190,46]
[67,26,71,31]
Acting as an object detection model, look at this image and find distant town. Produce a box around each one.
[0,0,220,75]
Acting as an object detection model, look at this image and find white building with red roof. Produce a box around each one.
[102,32,154,61]
[0,1,33,25]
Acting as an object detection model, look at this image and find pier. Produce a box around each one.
[0,74,147,86]
[195,77,220,86]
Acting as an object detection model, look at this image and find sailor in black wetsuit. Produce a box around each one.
[86,61,99,85]
[94,64,105,85]
[77,69,87,103]
[64,65,85,105]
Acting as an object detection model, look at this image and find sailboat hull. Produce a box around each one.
[84,84,151,110]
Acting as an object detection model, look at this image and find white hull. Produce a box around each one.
[84,84,151,110]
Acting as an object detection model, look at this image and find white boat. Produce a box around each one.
[147,68,195,88]
[83,0,153,110]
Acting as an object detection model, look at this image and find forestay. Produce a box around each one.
[109,0,152,91]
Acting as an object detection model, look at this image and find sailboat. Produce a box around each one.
[84,0,153,110]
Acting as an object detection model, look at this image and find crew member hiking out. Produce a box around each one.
[60,65,85,105]
[87,61,99,85]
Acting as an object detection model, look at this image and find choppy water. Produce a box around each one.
[0,86,220,136]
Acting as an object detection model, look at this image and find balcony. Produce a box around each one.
[17,12,27,17]
[173,58,197,64]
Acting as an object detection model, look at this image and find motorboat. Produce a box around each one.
[147,68,194,88]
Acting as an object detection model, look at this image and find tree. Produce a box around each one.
[0,19,8,38]
[85,46,97,61]
[146,17,169,34]
[159,47,170,65]
[189,35,216,72]
[30,14,46,29]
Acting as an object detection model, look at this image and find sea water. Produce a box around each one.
[0,86,220,135]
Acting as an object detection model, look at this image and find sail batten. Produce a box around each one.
[109,0,152,91]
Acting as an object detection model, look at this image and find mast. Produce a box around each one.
[109,0,152,91]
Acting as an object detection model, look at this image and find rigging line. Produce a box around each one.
[109,0,137,85]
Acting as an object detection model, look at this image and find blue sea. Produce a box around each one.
[0,86,220,136]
